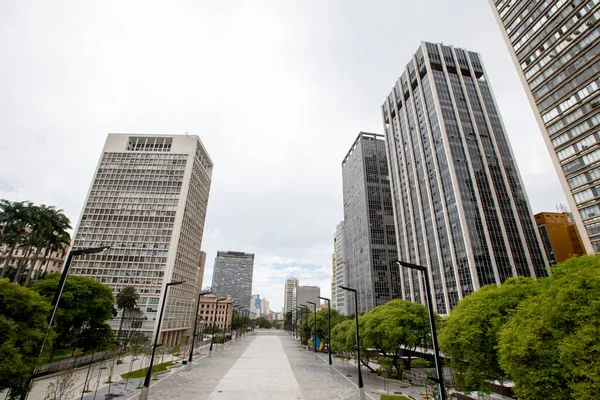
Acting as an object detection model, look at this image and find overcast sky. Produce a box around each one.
[0,1,567,311]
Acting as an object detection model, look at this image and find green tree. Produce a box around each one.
[361,299,432,377]
[115,286,140,343]
[254,317,272,329]
[283,311,292,331]
[498,255,600,400]
[29,273,115,362]
[22,205,71,285]
[0,201,33,279]
[0,278,52,399]
[438,277,538,392]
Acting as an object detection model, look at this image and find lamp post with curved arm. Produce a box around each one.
[140,280,185,400]
[319,296,333,374]
[187,290,211,370]
[209,297,227,358]
[339,285,364,400]
[307,301,318,360]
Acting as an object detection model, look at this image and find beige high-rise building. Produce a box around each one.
[70,134,213,347]
[283,277,299,314]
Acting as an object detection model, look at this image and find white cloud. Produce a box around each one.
[0,0,566,312]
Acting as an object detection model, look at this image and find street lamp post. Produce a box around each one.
[24,245,111,400]
[307,301,318,360]
[222,301,230,349]
[319,296,333,374]
[339,285,364,400]
[140,280,185,400]
[209,298,227,358]
[396,261,446,400]
[186,290,211,371]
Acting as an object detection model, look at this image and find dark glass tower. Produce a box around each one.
[382,42,548,315]
[488,0,600,253]
[342,132,400,314]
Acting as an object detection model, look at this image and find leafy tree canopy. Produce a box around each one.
[438,277,538,392]
[498,255,600,400]
[0,279,52,398]
[29,273,115,361]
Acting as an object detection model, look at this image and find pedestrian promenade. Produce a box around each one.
[207,336,303,399]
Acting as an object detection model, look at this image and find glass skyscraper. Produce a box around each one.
[211,251,254,309]
[342,132,400,314]
[382,42,549,315]
[488,0,600,253]
[70,134,213,346]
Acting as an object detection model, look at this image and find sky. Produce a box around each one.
[0,1,567,312]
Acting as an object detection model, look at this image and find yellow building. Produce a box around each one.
[198,295,233,333]
[534,212,585,264]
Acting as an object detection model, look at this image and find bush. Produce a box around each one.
[411,358,429,368]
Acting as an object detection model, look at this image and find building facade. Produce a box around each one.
[250,294,261,318]
[197,294,233,334]
[261,297,270,316]
[535,211,585,263]
[69,134,213,346]
[283,277,299,314]
[342,132,400,314]
[0,241,69,278]
[382,42,549,315]
[292,285,320,322]
[333,221,348,315]
[488,0,600,253]
[211,251,254,311]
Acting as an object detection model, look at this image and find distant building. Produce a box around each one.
[261,297,270,316]
[535,212,585,264]
[0,239,69,278]
[250,294,261,318]
[333,221,348,315]
[69,134,213,346]
[283,277,299,314]
[342,132,400,315]
[292,286,320,322]
[211,251,254,311]
[489,0,599,253]
[198,294,233,333]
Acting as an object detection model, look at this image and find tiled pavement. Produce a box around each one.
[85,332,430,400]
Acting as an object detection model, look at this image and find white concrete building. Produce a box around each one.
[70,134,213,346]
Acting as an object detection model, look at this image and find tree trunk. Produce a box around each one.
[24,246,43,285]
[13,246,32,284]
[116,309,127,344]
[0,241,18,278]
[36,247,52,280]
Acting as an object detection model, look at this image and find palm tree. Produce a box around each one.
[24,205,71,284]
[0,200,33,279]
[116,286,140,343]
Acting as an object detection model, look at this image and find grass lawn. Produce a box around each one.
[380,396,410,400]
[39,347,83,365]
[120,361,174,379]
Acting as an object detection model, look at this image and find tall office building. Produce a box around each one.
[70,134,213,346]
[211,251,254,310]
[488,1,600,253]
[283,277,299,314]
[382,42,549,315]
[342,132,400,314]
[333,221,348,315]
[261,297,270,316]
[250,294,261,318]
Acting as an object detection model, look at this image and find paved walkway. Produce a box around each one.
[207,336,303,399]
[45,332,432,400]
